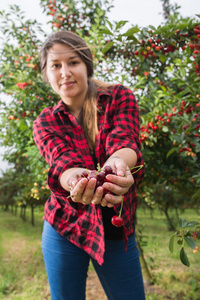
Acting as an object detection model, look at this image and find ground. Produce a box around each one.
[86,270,166,300]
[86,271,107,300]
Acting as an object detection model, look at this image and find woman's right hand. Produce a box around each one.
[62,168,104,205]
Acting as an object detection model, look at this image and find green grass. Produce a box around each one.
[137,207,200,299]
[0,206,199,299]
[0,207,49,300]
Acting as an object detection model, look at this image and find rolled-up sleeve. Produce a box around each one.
[106,85,144,182]
[33,110,83,197]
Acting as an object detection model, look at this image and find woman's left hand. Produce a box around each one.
[100,157,134,207]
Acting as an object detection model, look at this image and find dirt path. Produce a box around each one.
[86,271,107,300]
[86,270,166,300]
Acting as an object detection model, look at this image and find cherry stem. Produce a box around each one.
[119,196,124,218]
[67,194,82,199]
[130,164,145,174]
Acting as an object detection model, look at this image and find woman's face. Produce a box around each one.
[46,43,88,109]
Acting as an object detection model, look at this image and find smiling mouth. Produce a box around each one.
[61,81,75,87]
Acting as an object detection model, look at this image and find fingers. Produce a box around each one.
[71,178,105,206]
[91,186,104,205]
[102,173,134,196]
[69,163,133,207]
[100,198,109,207]
[105,157,127,177]
[71,178,96,205]
[107,172,133,186]
[115,164,127,177]
[65,168,86,190]
[100,198,114,208]
[103,193,123,206]
[81,178,97,204]
[69,177,88,202]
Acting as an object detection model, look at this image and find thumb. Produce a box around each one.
[115,161,127,177]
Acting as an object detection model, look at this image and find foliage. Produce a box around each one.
[169,218,200,267]
[0,0,199,265]
[0,0,112,216]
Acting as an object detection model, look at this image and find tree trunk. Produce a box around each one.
[23,206,26,221]
[31,205,35,226]
[150,207,154,219]
[175,207,179,221]
[163,208,176,231]
[20,206,23,218]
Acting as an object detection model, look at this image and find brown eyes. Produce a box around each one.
[51,61,79,69]
[52,64,60,68]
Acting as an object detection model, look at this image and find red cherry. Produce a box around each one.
[81,170,89,178]
[102,187,109,196]
[96,171,105,183]
[88,173,97,180]
[105,176,112,183]
[96,181,102,188]
[111,215,124,227]
[103,166,113,175]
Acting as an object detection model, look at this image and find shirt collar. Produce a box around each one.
[52,100,68,115]
[97,88,111,97]
[52,88,111,115]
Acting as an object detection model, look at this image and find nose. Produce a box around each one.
[61,64,71,78]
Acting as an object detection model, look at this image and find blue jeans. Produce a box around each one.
[42,221,146,300]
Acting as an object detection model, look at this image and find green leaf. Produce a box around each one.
[162,126,168,132]
[179,218,188,229]
[102,41,114,54]
[169,234,175,253]
[177,238,183,245]
[184,236,196,249]
[160,85,166,92]
[160,54,166,63]
[99,28,113,35]
[149,25,156,31]
[126,35,139,43]
[18,119,27,131]
[123,26,140,36]
[115,20,128,30]
[180,67,186,77]
[180,247,190,267]
[187,221,199,227]
[166,147,179,158]
[105,19,113,30]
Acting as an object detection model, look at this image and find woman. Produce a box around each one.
[33,30,146,300]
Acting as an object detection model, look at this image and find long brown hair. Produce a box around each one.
[40,30,111,152]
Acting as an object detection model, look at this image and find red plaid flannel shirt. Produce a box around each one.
[33,84,144,265]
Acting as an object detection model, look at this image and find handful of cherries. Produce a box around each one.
[76,164,144,228]
[79,165,115,196]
